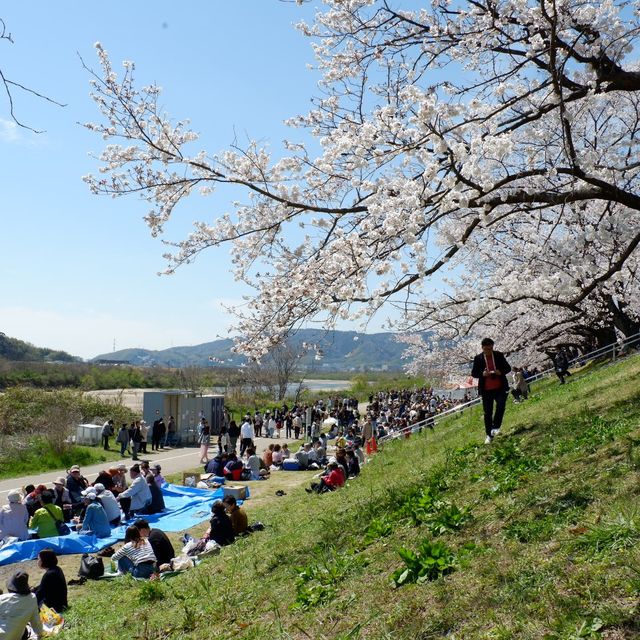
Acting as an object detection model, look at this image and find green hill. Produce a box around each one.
[62,355,640,639]
[0,332,77,363]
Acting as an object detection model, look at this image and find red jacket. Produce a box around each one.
[324,467,345,489]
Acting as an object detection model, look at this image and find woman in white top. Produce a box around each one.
[0,490,29,542]
[111,526,157,578]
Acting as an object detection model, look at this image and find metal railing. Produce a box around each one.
[377,330,640,445]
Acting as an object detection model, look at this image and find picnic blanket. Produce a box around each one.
[0,483,248,566]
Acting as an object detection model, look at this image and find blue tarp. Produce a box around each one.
[0,483,248,566]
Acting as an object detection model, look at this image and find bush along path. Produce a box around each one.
[60,356,640,640]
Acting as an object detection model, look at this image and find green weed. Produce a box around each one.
[391,539,456,586]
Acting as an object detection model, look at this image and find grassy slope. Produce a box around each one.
[60,357,640,640]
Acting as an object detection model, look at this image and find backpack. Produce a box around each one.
[78,554,104,580]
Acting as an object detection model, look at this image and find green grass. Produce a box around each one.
[58,356,640,639]
[0,438,122,480]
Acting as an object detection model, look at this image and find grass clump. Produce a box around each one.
[392,539,457,586]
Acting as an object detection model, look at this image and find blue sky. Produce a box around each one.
[0,1,332,358]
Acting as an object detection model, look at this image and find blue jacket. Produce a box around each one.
[80,502,112,538]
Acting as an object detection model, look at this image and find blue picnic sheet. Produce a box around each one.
[0,483,248,566]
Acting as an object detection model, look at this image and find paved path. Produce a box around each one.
[0,435,302,500]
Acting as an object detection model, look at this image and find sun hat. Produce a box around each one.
[7,571,31,595]
[7,489,22,503]
[54,477,66,486]
[82,490,97,501]
[93,483,106,493]
[69,465,81,472]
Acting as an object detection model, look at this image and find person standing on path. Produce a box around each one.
[239,416,254,457]
[471,338,512,444]
[197,418,211,464]
[151,412,166,451]
[101,420,114,450]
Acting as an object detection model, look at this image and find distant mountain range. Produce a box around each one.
[0,332,78,363]
[92,329,414,372]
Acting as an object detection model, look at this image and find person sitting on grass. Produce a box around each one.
[0,490,29,543]
[51,478,73,523]
[204,453,228,477]
[222,495,249,536]
[117,464,151,521]
[306,458,346,494]
[0,571,43,640]
[272,443,284,467]
[224,453,244,481]
[94,483,121,527]
[244,447,266,480]
[29,491,63,539]
[139,474,165,515]
[281,443,291,459]
[76,490,111,538]
[22,485,45,518]
[208,500,235,546]
[346,449,361,478]
[263,444,275,469]
[33,549,67,613]
[133,519,175,567]
[111,526,157,579]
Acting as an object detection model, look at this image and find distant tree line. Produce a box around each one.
[0,360,233,391]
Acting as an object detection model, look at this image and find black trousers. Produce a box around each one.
[102,435,110,450]
[481,390,508,436]
[240,437,253,456]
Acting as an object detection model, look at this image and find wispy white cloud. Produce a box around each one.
[0,118,21,143]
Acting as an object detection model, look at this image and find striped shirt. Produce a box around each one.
[112,539,156,566]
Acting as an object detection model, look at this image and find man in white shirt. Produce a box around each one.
[240,417,254,456]
[117,464,151,520]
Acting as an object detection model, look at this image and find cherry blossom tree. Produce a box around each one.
[83,1,640,359]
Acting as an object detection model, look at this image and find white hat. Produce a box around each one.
[7,489,22,503]
[81,489,97,500]
[328,456,338,465]
[93,483,105,493]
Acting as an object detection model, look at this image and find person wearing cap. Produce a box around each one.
[65,465,89,515]
[51,478,72,523]
[76,490,111,538]
[0,571,43,640]
[29,491,63,539]
[93,483,121,526]
[0,490,29,542]
[151,464,165,489]
[117,464,151,520]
